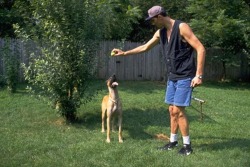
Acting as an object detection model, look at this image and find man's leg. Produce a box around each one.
[174,106,189,137]
[169,105,189,145]
[169,105,179,135]
[170,105,193,155]
[158,105,179,150]
[173,106,193,155]
[159,78,193,155]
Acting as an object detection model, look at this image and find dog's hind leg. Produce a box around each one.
[101,96,108,133]
[101,108,106,133]
[118,114,123,143]
[111,117,115,132]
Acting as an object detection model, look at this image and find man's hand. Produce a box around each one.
[111,48,125,56]
[190,76,202,87]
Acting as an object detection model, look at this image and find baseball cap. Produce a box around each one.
[145,6,166,21]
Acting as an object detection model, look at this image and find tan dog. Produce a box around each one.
[101,74,123,143]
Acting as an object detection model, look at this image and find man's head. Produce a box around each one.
[145,6,167,21]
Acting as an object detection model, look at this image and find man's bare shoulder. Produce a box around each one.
[154,29,161,38]
[179,22,194,36]
[179,22,191,30]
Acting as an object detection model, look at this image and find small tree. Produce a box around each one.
[14,0,102,122]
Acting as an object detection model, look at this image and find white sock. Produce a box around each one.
[170,133,178,142]
[183,136,190,145]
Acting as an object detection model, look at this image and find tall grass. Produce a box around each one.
[0,81,250,167]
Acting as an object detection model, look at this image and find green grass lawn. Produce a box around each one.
[1,81,250,167]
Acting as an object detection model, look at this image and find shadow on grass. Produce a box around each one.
[73,107,169,138]
[123,107,168,140]
[203,81,250,90]
[188,105,218,124]
[71,111,102,129]
[74,106,205,141]
[198,137,250,152]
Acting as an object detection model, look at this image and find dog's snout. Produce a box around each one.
[109,74,116,82]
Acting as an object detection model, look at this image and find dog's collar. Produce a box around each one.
[109,96,119,104]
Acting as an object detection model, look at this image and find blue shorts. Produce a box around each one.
[165,78,193,107]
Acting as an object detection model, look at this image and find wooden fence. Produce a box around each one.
[0,38,249,82]
[97,40,165,81]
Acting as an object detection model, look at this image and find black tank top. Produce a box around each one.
[160,20,196,80]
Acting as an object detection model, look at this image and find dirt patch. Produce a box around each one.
[154,133,169,141]
[51,117,66,126]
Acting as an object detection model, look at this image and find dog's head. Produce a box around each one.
[107,74,118,88]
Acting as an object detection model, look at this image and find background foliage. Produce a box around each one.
[186,0,250,79]
[1,0,249,52]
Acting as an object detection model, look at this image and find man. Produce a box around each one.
[112,5,205,156]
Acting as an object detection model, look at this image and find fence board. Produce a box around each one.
[0,38,249,82]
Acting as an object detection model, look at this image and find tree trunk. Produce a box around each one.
[221,60,226,81]
[57,99,77,123]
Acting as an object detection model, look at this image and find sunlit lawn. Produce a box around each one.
[0,81,250,167]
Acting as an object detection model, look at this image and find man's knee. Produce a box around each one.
[170,106,185,117]
[178,111,186,118]
[168,105,173,113]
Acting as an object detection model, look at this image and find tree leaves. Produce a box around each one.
[16,0,101,121]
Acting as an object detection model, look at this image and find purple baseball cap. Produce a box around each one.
[145,6,166,21]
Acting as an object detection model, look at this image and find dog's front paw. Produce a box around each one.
[101,129,105,133]
[119,139,123,143]
[106,139,111,143]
